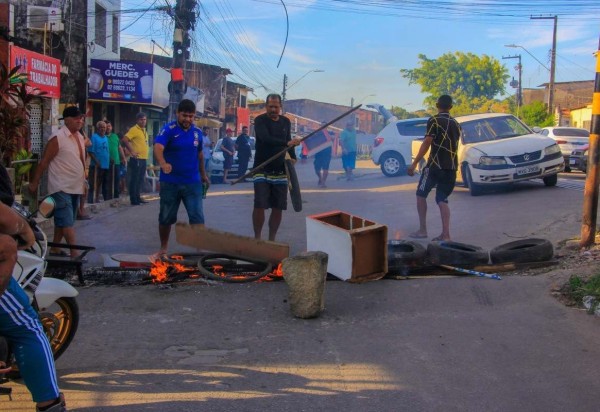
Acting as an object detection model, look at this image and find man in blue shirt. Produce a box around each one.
[87,121,110,203]
[153,99,209,254]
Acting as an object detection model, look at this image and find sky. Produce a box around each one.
[119,0,600,111]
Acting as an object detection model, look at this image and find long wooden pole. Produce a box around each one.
[580,37,600,247]
[231,104,362,185]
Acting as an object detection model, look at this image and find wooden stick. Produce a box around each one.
[231,104,362,185]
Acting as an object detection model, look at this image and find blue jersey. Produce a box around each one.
[155,121,203,184]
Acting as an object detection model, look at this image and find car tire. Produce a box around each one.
[464,165,483,196]
[490,238,554,264]
[387,240,426,273]
[543,173,558,187]
[427,240,489,266]
[380,152,407,177]
[285,159,302,212]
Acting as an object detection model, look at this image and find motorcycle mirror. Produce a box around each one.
[37,196,56,218]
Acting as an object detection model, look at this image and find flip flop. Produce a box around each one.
[409,232,428,239]
[431,236,450,242]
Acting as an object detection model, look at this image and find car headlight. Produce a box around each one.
[479,156,507,166]
[545,144,561,155]
[211,159,223,164]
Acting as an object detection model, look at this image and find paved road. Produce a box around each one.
[5,159,599,411]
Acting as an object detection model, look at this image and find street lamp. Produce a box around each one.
[505,44,549,71]
[282,69,324,101]
[351,94,376,107]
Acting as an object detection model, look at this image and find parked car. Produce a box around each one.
[371,117,429,176]
[207,137,255,183]
[569,144,589,174]
[539,127,589,172]
[411,113,564,196]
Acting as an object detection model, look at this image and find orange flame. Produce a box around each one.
[149,257,190,283]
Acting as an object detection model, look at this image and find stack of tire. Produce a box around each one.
[387,238,554,274]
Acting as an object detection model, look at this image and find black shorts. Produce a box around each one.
[254,181,288,210]
[314,152,331,172]
[416,167,457,203]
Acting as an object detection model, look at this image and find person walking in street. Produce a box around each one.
[153,99,209,255]
[29,106,87,258]
[201,126,213,171]
[87,121,110,203]
[121,112,149,205]
[104,120,125,203]
[235,125,252,180]
[407,95,461,242]
[252,94,301,241]
[313,125,332,188]
[221,128,235,183]
[340,121,357,180]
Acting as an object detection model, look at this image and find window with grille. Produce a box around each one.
[112,15,119,53]
[95,2,107,48]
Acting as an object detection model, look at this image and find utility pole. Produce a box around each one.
[168,0,196,122]
[580,36,600,247]
[282,74,288,102]
[531,15,557,115]
[502,54,522,115]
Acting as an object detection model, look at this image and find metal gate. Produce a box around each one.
[29,99,43,155]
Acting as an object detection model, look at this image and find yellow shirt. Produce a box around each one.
[125,124,149,160]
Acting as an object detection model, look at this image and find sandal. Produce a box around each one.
[409,232,428,239]
[431,235,450,242]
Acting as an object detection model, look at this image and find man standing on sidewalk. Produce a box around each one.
[153,99,209,255]
[29,106,87,258]
[121,112,149,206]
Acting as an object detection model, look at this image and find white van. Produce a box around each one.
[371,117,429,176]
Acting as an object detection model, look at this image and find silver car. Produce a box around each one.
[540,127,589,172]
[207,137,255,183]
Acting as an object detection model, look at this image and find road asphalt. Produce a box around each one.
[5,158,599,411]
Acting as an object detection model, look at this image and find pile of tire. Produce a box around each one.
[387,238,554,273]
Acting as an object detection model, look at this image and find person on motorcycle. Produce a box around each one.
[0,201,67,411]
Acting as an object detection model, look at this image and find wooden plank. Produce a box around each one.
[175,223,289,264]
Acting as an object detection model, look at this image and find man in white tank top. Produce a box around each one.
[29,106,87,258]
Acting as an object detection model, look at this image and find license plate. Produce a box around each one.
[569,158,577,165]
[516,165,540,175]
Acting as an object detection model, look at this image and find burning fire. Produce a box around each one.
[149,255,284,283]
[149,255,198,283]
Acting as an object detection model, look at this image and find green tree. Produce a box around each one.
[400,52,509,110]
[519,101,554,127]
[390,105,418,119]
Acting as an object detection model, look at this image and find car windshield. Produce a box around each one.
[461,116,531,144]
[553,128,589,137]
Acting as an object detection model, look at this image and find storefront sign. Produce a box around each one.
[9,45,61,98]
[88,59,169,108]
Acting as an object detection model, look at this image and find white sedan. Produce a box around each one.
[539,126,589,172]
[207,137,255,183]
[412,113,564,196]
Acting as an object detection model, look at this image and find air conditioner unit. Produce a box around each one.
[27,5,64,32]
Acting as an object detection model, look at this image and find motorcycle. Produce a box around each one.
[0,197,80,390]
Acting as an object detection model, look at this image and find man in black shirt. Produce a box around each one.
[252,94,301,241]
[235,125,252,178]
[407,95,461,241]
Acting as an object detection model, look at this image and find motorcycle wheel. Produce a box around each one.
[39,297,79,360]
